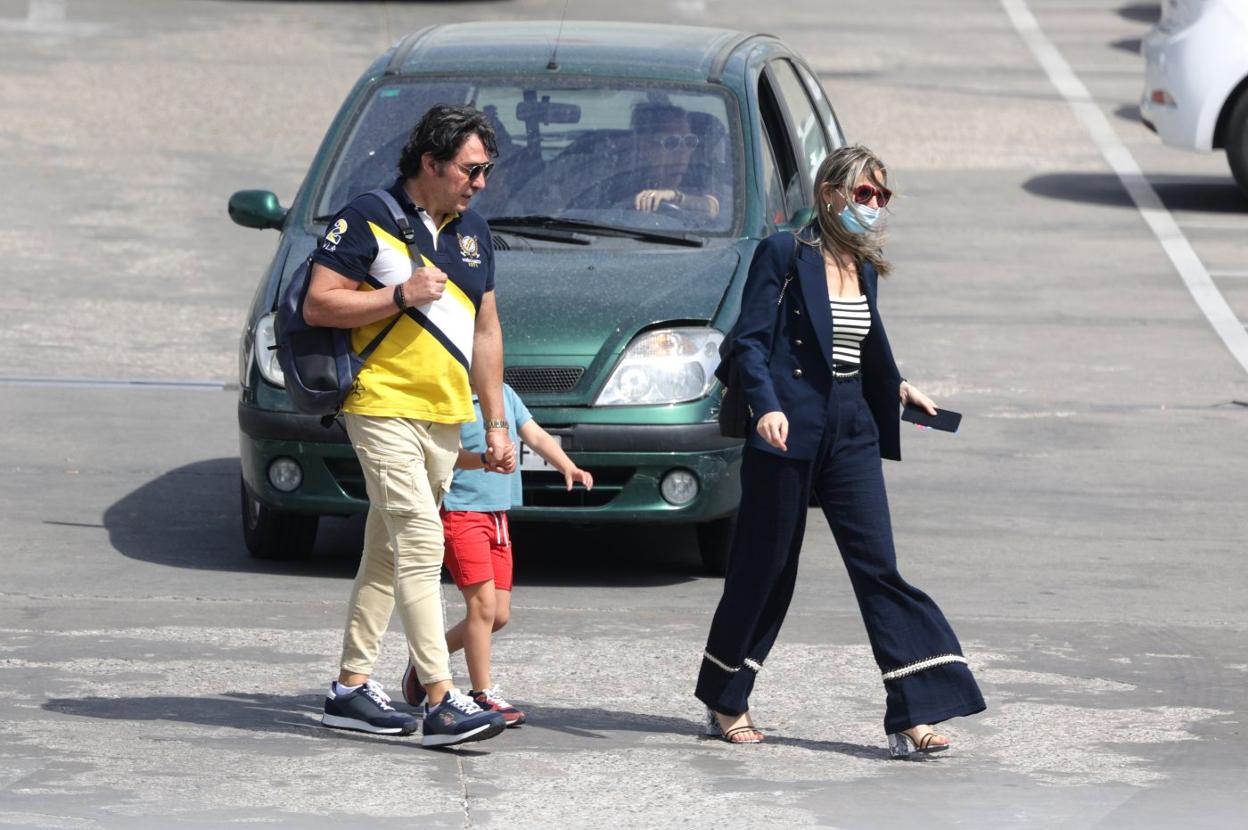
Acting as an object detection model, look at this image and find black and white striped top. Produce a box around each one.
[829,295,870,370]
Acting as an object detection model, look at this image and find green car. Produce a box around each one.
[230,21,847,573]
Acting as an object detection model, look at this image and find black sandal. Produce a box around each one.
[704,708,764,744]
[887,726,950,758]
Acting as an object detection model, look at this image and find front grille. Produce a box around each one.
[504,366,584,394]
[522,468,631,508]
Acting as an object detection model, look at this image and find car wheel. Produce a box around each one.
[1227,89,1248,196]
[240,476,319,560]
[696,513,737,576]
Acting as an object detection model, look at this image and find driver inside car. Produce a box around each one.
[619,103,721,219]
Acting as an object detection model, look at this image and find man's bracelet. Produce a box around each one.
[393,284,407,311]
[479,452,489,467]
[483,419,509,430]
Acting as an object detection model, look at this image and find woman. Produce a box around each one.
[695,145,985,756]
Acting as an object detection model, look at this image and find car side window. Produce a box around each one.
[794,62,845,149]
[769,59,831,195]
[758,73,802,220]
[758,131,788,229]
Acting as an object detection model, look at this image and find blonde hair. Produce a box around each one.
[800,144,891,277]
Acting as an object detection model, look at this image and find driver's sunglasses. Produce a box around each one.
[451,160,495,181]
[849,183,892,207]
[656,133,700,151]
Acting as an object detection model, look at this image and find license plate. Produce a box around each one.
[519,436,561,472]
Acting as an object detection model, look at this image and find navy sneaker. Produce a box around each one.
[422,688,506,747]
[322,680,419,735]
[402,663,426,707]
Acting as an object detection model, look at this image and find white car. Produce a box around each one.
[1140,0,1248,193]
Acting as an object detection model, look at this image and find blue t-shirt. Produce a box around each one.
[442,384,533,512]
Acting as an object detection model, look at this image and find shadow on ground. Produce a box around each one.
[523,704,885,758]
[101,458,362,578]
[102,459,703,586]
[1114,103,1142,125]
[42,695,884,759]
[44,692,327,736]
[1023,172,1248,213]
[1116,3,1160,25]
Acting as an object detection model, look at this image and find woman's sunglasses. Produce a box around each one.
[848,183,892,207]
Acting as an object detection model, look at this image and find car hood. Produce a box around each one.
[494,244,741,361]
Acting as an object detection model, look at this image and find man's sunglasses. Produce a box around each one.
[451,160,495,181]
[848,183,892,207]
[655,133,700,151]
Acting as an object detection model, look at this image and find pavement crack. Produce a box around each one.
[457,753,472,829]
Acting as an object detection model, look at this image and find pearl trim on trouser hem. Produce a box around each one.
[703,651,764,674]
[880,654,967,682]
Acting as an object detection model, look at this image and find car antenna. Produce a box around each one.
[546,0,570,71]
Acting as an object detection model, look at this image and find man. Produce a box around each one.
[304,104,515,748]
[624,103,720,219]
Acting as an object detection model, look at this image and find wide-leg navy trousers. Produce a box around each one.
[695,376,985,733]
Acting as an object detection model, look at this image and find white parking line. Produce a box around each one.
[1069,64,1144,75]
[1003,0,1248,376]
[0,0,102,35]
[1173,219,1248,231]
[1210,270,1248,279]
[0,376,232,391]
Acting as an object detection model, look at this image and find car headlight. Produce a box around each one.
[594,327,723,406]
[253,312,285,387]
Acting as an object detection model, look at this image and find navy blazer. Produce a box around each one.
[733,229,903,462]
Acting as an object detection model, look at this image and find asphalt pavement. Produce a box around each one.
[1,0,1246,828]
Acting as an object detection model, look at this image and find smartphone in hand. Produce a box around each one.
[901,404,962,433]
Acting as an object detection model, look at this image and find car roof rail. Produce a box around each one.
[709,32,777,83]
[386,25,439,75]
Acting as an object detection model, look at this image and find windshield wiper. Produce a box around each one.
[487,219,593,245]
[488,215,708,248]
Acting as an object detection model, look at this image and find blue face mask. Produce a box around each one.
[838,203,882,235]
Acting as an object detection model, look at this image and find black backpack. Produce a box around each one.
[273,189,417,425]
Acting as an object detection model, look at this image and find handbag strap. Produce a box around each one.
[767,236,800,347]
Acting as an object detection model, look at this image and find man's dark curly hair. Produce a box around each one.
[398,104,498,179]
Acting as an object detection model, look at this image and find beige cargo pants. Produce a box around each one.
[338,413,460,685]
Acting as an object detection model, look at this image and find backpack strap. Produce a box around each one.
[350,187,425,365]
[366,187,417,244]
[343,187,420,360]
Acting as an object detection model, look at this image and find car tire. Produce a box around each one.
[240,476,319,560]
[696,513,737,576]
[1227,89,1248,197]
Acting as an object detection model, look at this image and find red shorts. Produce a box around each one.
[441,509,514,591]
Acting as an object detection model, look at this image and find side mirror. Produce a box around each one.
[228,190,287,230]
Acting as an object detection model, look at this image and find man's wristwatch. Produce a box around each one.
[393,284,407,311]
[483,419,509,430]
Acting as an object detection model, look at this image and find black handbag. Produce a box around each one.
[715,239,798,438]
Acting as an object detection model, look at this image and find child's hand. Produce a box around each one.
[482,451,511,473]
[564,467,593,491]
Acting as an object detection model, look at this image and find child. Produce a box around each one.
[401,383,592,725]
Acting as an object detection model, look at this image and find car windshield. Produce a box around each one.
[316,79,741,236]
